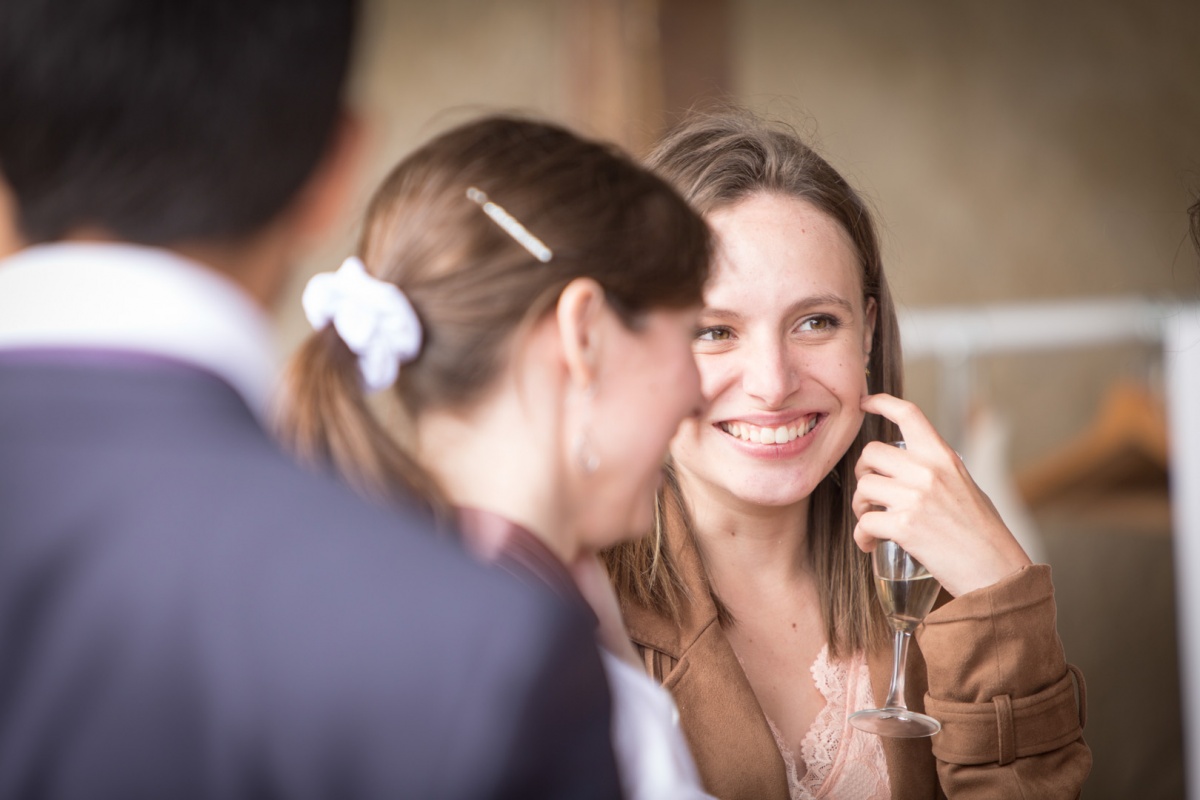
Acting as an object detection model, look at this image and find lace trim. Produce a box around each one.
[765,716,804,793]
[767,645,890,800]
[797,644,847,795]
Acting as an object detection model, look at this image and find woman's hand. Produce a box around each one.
[567,552,642,668]
[851,393,1032,597]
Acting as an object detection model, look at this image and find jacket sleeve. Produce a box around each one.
[915,564,1091,798]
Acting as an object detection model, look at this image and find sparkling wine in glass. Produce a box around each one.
[849,443,942,738]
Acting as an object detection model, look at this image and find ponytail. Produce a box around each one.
[275,326,448,517]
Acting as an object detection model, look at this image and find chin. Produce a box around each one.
[720,471,826,509]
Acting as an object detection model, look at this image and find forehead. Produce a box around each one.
[704,192,863,306]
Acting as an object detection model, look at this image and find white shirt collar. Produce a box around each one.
[0,242,277,415]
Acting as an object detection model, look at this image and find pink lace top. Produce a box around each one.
[766,645,890,800]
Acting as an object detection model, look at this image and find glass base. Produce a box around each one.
[849,707,941,738]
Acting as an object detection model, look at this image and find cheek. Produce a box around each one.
[695,357,734,402]
[608,357,693,465]
[820,357,869,443]
[676,349,703,413]
[819,349,870,398]
[653,341,703,431]
[652,380,698,455]
[669,416,706,463]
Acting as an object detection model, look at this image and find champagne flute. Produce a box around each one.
[849,442,942,738]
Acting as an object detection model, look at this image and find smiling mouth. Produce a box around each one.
[717,415,821,445]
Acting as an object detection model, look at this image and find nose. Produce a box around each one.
[741,336,796,408]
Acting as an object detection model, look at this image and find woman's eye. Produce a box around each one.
[797,315,837,333]
[696,326,732,341]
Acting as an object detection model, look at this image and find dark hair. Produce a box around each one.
[279,115,711,510]
[0,0,356,244]
[607,109,901,657]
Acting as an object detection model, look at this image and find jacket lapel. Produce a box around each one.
[622,519,791,800]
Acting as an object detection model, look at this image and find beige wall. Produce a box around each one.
[737,0,1200,305]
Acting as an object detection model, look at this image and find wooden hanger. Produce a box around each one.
[1016,380,1169,508]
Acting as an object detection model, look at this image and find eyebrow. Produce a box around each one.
[700,293,857,321]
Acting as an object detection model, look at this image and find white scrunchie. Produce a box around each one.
[302,256,423,392]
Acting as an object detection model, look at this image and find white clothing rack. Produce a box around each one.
[900,296,1183,359]
[899,295,1200,799]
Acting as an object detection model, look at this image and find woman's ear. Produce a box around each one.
[555,277,608,389]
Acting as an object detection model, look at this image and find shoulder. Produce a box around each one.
[0,362,621,794]
[622,592,694,664]
[618,544,721,670]
[622,588,730,698]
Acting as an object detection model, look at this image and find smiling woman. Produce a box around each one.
[606,109,1091,800]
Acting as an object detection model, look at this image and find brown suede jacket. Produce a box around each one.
[621,526,1092,799]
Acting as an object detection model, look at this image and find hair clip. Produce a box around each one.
[466,187,553,263]
[302,256,423,392]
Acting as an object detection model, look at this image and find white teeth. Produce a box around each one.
[720,417,820,445]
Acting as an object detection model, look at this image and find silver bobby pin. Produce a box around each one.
[466,187,553,263]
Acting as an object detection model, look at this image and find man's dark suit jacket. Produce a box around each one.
[0,353,621,799]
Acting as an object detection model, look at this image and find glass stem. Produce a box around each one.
[883,629,911,710]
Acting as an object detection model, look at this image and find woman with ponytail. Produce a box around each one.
[278,115,714,799]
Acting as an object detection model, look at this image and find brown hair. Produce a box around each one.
[277,115,711,513]
[1190,195,1200,256]
[606,109,902,658]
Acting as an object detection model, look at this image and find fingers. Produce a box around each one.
[853,509,896,553]
[851,400,1022,594]
[851,471,910,519]
[859,392,929,434]
[860,393,949,456]
[851,436,1034,596]
[854,439,909,482]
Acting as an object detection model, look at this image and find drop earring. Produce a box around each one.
[574,383,599,474]
[575,435,600,474]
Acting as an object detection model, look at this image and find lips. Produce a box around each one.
[717,415,821,445]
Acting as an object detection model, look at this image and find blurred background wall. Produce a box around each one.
[276,1,1200,797]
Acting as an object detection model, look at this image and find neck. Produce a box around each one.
[417,386,579,565]
[676,466,813,599]
[0,183,19,260]
[57,217,295,311]
[174,224,293,310]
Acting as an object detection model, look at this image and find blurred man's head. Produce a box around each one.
[0,0,357,248]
